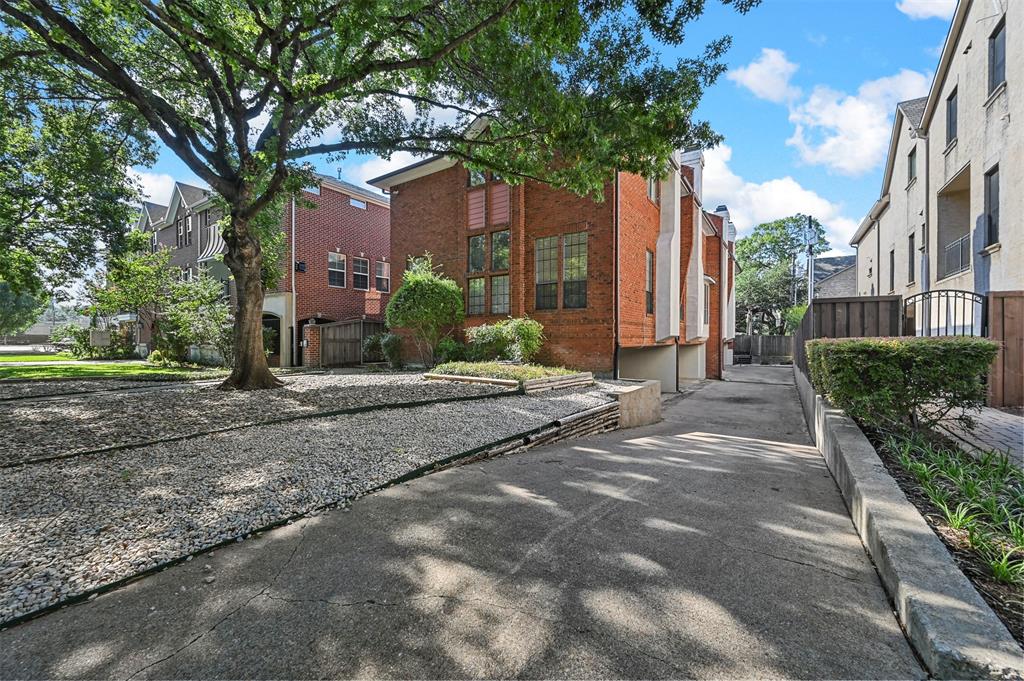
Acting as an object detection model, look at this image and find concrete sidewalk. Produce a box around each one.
[1,368,923,679]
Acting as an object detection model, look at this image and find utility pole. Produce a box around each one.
[806,214,815,305]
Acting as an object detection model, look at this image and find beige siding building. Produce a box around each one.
[851,0,1021,306]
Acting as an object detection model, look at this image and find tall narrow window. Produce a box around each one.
[491,275,510,314]
[985,165,1000,246]
[468,234,486,272]
[328,252,346,287]
[176,215,184,248]
[889,249,895,292]
[185,214,193,246]
[467,278,485,314]
[352,257,370,290]
[946,88,958,145]
[491,230,510,270]
[375,261,390,293]
[907,148,917,184]
[563,232,588,308]
[647,176,658,202]
[645,250,654,314]
[908,233,916,284]
[703,283,710,324]
[534,236,558,310]
[989,20,1006,94]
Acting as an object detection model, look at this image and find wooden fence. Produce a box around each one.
[319,319,386,366]
[987,291,1024,407]
[734,335,793,365]
[793,295,904,376]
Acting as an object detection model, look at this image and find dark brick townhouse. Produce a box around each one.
[135,174,390,366]
[369,150,736,389]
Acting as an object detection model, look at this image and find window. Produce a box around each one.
[468,169,485,187]
[946,88,958,145]
[535,236,558,310]
[703,283,710,324]
[908,233,916,284]
[907,148,917,184]
[647,176,659,202]
[491,230,510,270]
[467,277,485,314]
[985,165,1000,246]
[375,261,390,293]
[645,250,654,314]
[989,20,1006,94]
[563,232,588,308]
[352,257,370,290]
[176,215,184,248]
[889,249,895,292]
[328,252,346,287]
[468,234,486,272]
[185,214,193,246]
[491,275,510,314]
[350,198,367,210]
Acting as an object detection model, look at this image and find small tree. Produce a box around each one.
[385,255,464,367]
[90,231,175,341]
[0,281,46,339]
[163,273,233,364]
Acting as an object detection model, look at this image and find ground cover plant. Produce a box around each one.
[432,361,576,384]
[0,363,222,381]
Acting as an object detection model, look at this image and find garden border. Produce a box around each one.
[794,366,1024,679]
[0,398,619,630]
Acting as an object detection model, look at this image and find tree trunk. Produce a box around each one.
[220,214,283,390]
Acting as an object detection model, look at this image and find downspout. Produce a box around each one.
[921,133,930,292]
[613,172,620,379]
[291,197,297,367]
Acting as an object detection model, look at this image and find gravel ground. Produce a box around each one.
[0,374,510,466]
[0,379,186,402]
[0,386,611,624]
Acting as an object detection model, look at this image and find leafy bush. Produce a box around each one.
[147,349,170,366]
[433,361,575,383]
[362,333,384,363]
[50,323,135,359]
[807,336,998,430]
[380,332,403,369]
[465,317,545,362]
[434,337,467,364]
[385,254,463,366]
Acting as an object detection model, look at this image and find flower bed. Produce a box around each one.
[431,361,576,383]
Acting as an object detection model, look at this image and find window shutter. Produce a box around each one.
[467,188,486,229]
[488,183,510,225]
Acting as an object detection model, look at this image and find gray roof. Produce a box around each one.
[176,182,211,208]
[316,173,390,205]
[898,97,928,130]
[142,202,167,222]
[813,255,855,283]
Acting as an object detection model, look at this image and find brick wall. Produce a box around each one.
[302,323,321,367]
[616,172,664,349]
[703,214,724,379]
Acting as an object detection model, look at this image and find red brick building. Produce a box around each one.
[136,174,390,366]
[370,150,736,390]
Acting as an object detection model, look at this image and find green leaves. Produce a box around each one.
[0,281,47,336]
[385,254,464,366]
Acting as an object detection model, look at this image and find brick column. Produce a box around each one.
[303,324,322,368]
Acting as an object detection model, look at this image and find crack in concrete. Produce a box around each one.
[708,536,868,583]
[123,523,310,681]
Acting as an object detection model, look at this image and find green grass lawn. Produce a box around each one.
[0,362,227,381]
[431,361,577,383]
[0,352,75,363]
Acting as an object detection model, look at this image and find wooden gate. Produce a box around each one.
[988,291,1023,407]
[319,319,386,367]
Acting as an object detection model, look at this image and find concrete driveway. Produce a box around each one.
[0,367,924,679]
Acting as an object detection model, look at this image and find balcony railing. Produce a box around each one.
[942,234,970,278]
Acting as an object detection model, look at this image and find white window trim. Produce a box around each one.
[328,252,347,288]
[375,261,391,292]
[352,257,370,291]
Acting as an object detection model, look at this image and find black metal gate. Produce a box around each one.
[903,289,987,337]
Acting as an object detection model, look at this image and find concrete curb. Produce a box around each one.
[794,367,1024,680]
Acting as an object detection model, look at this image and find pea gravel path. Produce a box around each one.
[0,374,510,466]
[0,378,186,402]
[0,386,611,625]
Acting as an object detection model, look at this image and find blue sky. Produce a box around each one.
[133,0,956,255]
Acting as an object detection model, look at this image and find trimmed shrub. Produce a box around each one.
[806,336,998,430]
[465,317,545,362]
[362,333,384,363]
[385,255,464,366]
[435,337,467,364]
[380,332,403,370]
[147,349,168,366]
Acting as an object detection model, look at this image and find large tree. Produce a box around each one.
[0,280,46,338]
[0,0,756,388]
[735,214,828,334]
[0,42,154,293]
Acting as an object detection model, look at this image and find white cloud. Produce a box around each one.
[786,68,930,176]
[727,48,801,103]
[702,144,856,253]
[130,170,177,204]
[348,151,420,188]
[806,32,828,47]
[896,0,956,20]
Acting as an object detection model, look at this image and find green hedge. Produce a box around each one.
[806,336,998,430]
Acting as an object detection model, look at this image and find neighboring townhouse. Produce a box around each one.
[369,149,736,389]
[136,174,390,366]
[813,255,856,299]
[851,0,1021,311]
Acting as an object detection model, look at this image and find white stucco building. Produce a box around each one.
[851,0,1020,310]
